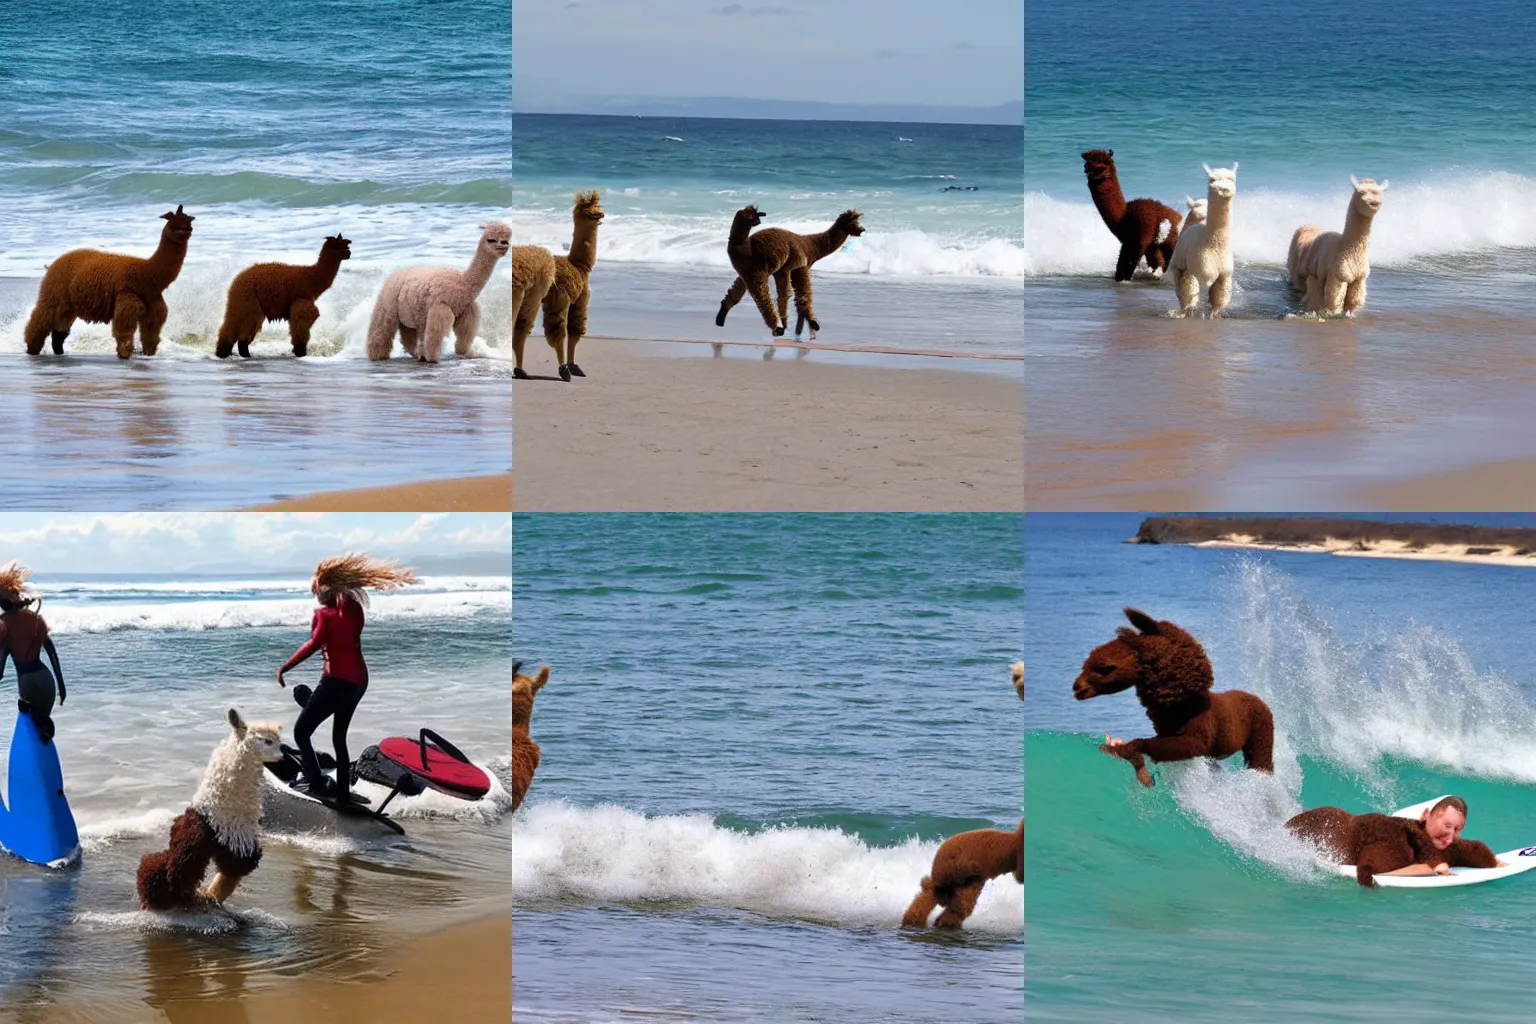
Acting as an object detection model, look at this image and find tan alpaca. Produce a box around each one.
[716,209,864,339]
[1288,176,1386,317]
[512,242,557,378]
[512,662,550,812]
[1011,660,1024,700]
[541,191,605,381]
[901,820,1023,929]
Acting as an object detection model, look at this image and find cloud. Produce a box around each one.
[714,3,794,14]
[953,41,977,51]
[874,49,924,60]
[714,3,744,13]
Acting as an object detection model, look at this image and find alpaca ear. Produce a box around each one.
[1231,162,1238,172]
[1123,607,1161,636]
[533,665,550,689]
[1379,180,1389,191]
[228,708,246,737]
[1351,174,1360,188]
[512,661,524,677]
[1203,163,1213,176]
[1107,150,1112,157]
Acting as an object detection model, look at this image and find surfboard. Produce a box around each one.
[1331,795,1536,888]
[367,731,490,800]
[0,712,80,867]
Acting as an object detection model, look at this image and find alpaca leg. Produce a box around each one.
[1144,244,1167,276]
[1355,839,1415,888]
[565,289,588,376]
[1344,277,1367,315]
[138,296,168,356]
[1304,275,1323,314]
[1176,271,1200,317]
[23,303,57,356]
[200,871,241,903]
[933,880,986,929]
[1114,241,1140,282]
[716,277,747,327]
[1208,274,1232,317]
[901,878,938,927]
[289,298,320,357]
[365,295,400,361]
[773,270,791,333]
[544,304,570,382]
[746,275,783,336]
[454,300,480,357]
[790,267,818,339]
[1243,702,1276,773]
[397,325,419,357]
[111,293,147,360]
[1322,275,1347,317]
[421,303,454,363]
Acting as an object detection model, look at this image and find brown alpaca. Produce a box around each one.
[901,820,1023,929]
[512,661,549,812]
[716,209,865,339]
[1081,150,1182,282]
[1073,607,1274,787]
[541,191,604,382]
[511,243,557,379]
[215,234,351,358]
[24,205,195,359]
[1286,806,1499,888]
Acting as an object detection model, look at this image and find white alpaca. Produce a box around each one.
[1167,163,1238,317]
[1183,195,1208,227]
[1288,176,1386,317]
[136,709,285,909]
[366,221,511,362]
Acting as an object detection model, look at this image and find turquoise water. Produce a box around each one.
[513,114,1023,355]
[1026,513,1536,1020]
[0,566,512,1010]
[512,514,1023,1023]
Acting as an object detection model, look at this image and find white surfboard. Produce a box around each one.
[1331,794,1536,888]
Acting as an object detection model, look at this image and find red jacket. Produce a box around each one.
[281,600,367,685]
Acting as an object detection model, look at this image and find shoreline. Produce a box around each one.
[1131,515,1536,568]
[244,473,512,512]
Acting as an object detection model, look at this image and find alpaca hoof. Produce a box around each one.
[50,333,68,355]
[558,364,572,382]
[772,326,786,337]
[514,367,530,379]
[807,318,820,333]
[237,341,252,359]
[715,307,729,327]
[1136,769,1155,788]
[567,364,585,377]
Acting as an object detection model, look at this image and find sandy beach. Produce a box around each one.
[513,338,1023,511]
[248,473,512,512]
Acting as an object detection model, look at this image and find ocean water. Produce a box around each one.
[511,514,1023,1023]
[1026,513,1536,1020]
[1025,0,1536,499]
[512,114,1023,358]
[0,569,511,1013]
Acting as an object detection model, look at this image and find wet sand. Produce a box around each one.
[248,473,512,512]
[513,338,1023,512]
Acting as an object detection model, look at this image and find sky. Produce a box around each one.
[0,513,510,576]
[513,0,1022,116]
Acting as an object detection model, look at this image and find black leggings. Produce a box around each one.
[294,675,366,797]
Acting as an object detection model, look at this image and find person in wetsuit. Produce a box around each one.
[0,562,65,744]
[1287,795,1505,887]
[276,553,416,803]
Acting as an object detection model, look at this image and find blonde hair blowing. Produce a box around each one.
[312,553,417,607]
[0,561,38,608]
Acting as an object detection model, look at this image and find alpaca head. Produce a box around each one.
[1073,607,1214,705]
[225,708,284,764]
[1202,163,1237,200]
[160,204,195,242]
[1184,196,1208,226]
[1011,660,1024,700]
[321,233,353,262]
[513,661,550,729]
[1348,176,1387,218]
[736,204,766,229]
[835,209,865,237]
[573,191,605,225]
[1081,149,1117,185]
[478,221,511,258]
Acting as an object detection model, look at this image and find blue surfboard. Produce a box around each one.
[0,713,79,866]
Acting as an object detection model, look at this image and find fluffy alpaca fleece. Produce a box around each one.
[1081,150,1182,282]
[511,242,557,377]
[541,191,605,381]
[716,209,864,339]
[366,221,511,363]
[1167,163,1238,317]
[24,205,194,359]
[1073,607,1274,787]
[1183,196,1208,227]
[216,234,351,358]
[1011,660,1024,700]
[1286,806,1497,888]
[901,820,1023,929]
[136,709,284,910]
[512,662,549,812]
[1288,176,1386,317]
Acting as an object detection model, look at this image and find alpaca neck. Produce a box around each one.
[1339,203,1374,255]
[566,220,600,275]
[1087,174,1128,229]
[728,214,756,251]
[307,252,343,294]
[1204,191,1233,243]
[146,230,189,288]
[806,221,853,261]
[460,244,501,297]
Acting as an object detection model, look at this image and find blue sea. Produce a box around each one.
[511,514,1023,1023]
[1027,513,1536,1020]
[0,565,512,1013]
[513,114,1023,358]
[1025,0,1536,504]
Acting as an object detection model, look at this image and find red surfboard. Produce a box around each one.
[376,731,490,800]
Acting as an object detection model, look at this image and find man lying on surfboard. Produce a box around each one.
[1287,796,1506,888]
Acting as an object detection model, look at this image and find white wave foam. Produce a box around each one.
[76,906,289,936]
[512,801,1023,936]
[1025,172,1536,278]
[34,574,506,598]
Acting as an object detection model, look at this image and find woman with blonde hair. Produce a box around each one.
[277,553,415,803]
[0,562,66,744]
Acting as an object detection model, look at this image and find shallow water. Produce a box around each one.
[512,514,1023,1023]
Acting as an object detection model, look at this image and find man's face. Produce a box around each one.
[1424,807,1467,850]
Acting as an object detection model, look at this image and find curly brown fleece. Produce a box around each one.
[716,209,864,338]
[1073,607,1275,787]
[512,244,556,375]
[540,191,604,381]
[512,662,550,812]
[136,807,262,910]
[24,205,194,359]
[216,234,351,358]
[901,819,1023,929]
[1081,150,1182,281]
[1286,806,1499,887]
